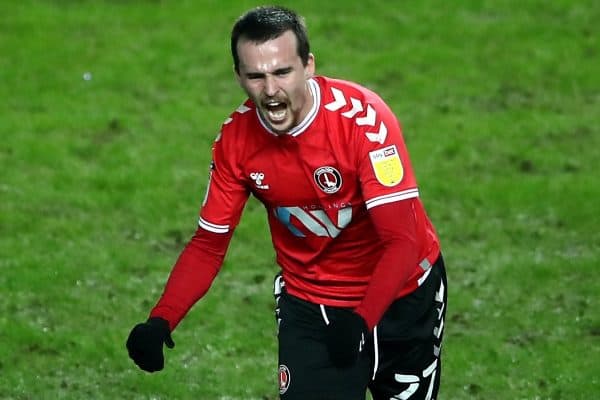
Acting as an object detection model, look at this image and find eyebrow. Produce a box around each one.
[244,66,294,78]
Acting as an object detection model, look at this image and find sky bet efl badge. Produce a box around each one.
[369,145,403,186]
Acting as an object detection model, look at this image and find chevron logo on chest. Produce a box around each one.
[324,87,388,144]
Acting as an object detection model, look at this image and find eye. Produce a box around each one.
[275,68,293,76]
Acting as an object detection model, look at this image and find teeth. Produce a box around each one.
[267,109,286,122]
[269,110,285,119]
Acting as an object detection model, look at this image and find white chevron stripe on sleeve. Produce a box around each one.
[342,97,363,118]
[324,87,347,111]
[365,122,388,144]
[237,104,251,113]
[356,104,376,126]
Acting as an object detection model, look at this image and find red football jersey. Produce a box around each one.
[200,76,440,307]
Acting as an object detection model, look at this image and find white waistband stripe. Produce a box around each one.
[319,305,330,325]
[372,325,379,380]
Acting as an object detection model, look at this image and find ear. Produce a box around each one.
[304,53,315,79]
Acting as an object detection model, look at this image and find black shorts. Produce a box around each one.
[274,256,447,400]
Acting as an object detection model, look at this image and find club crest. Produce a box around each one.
[313,166,342,194]
[279,364,291,394]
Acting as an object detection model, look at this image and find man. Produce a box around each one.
[127,6,447,400]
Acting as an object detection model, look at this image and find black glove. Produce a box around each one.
[325,309,368,368]
[126,317,175,372]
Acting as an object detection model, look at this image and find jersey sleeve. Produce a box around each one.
[354,199,419,330]
[149,123,251,330]
[351,92,424,329]
[199,129,250,234]
[150,227,233,330]
[354,95,419,210]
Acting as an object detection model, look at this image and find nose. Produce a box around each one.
[264,75,278,97]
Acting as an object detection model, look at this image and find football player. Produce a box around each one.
[127,6,447,400]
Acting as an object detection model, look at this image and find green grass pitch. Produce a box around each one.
[1,1,598,399]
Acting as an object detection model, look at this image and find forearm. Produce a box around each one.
[354,200,419,330]
[150,227,232,330]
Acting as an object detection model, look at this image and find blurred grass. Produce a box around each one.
[1,0,599,399]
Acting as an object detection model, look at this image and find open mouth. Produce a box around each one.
[263,101,288,122]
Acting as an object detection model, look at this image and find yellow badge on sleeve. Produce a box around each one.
[369,145,403,187]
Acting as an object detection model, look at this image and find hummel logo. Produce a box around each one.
[250,172,269,189]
